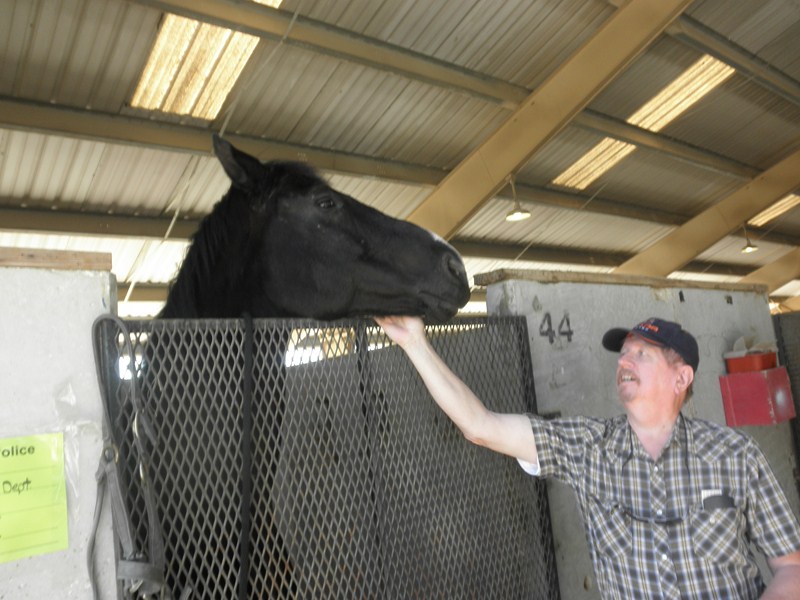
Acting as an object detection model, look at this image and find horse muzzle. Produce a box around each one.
[442,252,471,304]
[417,253,470,323]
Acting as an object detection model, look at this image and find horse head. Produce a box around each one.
[161,135,470,321]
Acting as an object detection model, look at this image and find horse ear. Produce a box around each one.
[212,134,263,190]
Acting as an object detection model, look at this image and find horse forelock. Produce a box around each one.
[263,160,327,196]
[270,160,322,181]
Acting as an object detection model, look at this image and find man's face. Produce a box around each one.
[616,335,680,406]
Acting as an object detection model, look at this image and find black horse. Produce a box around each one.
[160,135,470,321]
[141,135,470,598]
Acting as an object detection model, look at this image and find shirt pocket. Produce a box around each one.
[591,500,633,558]
[690,506,747,567]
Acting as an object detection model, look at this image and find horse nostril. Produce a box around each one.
[444,254,466,281]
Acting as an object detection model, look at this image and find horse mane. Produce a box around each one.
[160,191,249,318]
[159,160,326,319]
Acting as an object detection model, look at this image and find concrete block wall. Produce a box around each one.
[0,258,116,598]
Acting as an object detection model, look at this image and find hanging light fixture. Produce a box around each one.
[505,175,530,222]
[741,225,759,254]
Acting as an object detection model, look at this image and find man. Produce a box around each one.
[375,315,800,599]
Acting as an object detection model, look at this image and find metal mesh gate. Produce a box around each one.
[94,317,559,599]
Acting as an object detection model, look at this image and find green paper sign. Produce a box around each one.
[0,433,68,563]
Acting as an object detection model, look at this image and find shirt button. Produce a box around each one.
[661,553,668,561]
[653,465,659,472]
[656,509,663,516]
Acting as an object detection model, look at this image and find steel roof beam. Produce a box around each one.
[574,110,760,179]
[2,101,798,253]
[117,283,170,303]
[0,95,758,194]
[0,100,727,229]
[0,206,201,240]
[4,188,800,248]
[0,98,444,185]
[667,15,800,107]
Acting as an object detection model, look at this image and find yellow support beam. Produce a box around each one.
[615,147,800,276]
[0,247,111,272]
[405,0,694,238]
[739,247,800,293]
[778,296,800,312]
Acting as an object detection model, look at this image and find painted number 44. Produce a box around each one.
[539,312,574,344]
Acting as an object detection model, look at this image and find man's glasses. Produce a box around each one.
[613,417,694,527]
[615,504,689,526]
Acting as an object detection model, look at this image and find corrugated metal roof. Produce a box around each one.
[520,126,747,215]
[587,37,800,168]
[1,0,157,110]
[0,129,228,216]
[695,235,795,266]
[458,199,674,254]
[295,0,613,87]
[224,50,510,167]
[581,144,745,214]
[688,0,800,79]
[1,0,799,316]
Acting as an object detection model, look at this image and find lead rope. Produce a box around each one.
[89,314,191,599]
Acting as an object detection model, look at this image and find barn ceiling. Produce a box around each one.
[1,0,800,316]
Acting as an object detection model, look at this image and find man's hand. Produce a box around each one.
[374,315,425,349]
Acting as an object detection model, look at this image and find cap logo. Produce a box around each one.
[603,317,699,372]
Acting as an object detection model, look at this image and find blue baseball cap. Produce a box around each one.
[602,317,699,372]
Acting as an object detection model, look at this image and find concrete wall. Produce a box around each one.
[480,269,800,600]
[0,262,116,598]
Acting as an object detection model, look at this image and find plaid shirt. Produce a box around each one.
[522,413,800,599]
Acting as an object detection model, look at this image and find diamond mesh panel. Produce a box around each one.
[94,317,559,599]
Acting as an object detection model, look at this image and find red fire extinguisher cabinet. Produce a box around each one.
[719,367,796,427]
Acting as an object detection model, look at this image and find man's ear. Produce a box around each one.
[675,364,694,393]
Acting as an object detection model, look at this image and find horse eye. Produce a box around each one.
[315,196,337,209]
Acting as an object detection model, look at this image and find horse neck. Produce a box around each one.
[161,192,258,318]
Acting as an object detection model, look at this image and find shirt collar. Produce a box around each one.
[605,413,688,463]
[606,413,744,467]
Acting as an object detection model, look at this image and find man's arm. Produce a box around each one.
[375,315,538,464]
[762,550,800,599]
